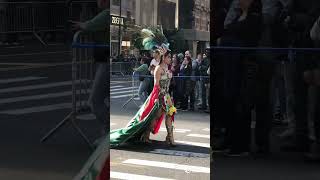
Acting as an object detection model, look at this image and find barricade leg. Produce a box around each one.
[122,73,139,108]
[40,112,73,143]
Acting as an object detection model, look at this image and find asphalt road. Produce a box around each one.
[0,44,100,180]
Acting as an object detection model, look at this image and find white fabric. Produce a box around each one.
[150,59,160,75]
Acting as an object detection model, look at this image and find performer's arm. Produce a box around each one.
[154,66,161,86]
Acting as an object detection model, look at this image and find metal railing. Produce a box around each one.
[40,30,108,149]
[0,1,98,45]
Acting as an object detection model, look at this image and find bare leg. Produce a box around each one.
[165,115,176,146]
[141,108,164,143]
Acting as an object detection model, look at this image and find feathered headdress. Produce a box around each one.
[139,26,170,52]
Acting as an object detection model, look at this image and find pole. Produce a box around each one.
[118,0,122,57]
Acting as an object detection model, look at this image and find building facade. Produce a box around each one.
[111,0,179,57]
[178,0,210,58]
[111,0,210,58]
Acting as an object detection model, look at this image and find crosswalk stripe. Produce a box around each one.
[175,141,210,148]
[110,171,174,180]
[187,134,210,139]
[77,114,96,121]
[202,128,210,132]
[0,80,89,94]
[0,76,47,84]
[0,101,86,115]
[110,85,124,89]
[123,159,210,174]
[150,149,209,158]
[110,86,136,92]
[159,128,191,133]
[111,94,138,99]
[111,81,132,85]
[111,90,138,95]
[0,90,90,105]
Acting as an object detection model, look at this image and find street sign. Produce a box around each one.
[111,15,125,26]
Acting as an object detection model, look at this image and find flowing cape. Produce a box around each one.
[110,85,163,148]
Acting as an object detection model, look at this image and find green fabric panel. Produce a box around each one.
[110,96,160,147]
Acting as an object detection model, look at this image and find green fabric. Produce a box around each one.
[110,96,161,148]
[84,9,109,31]
[83,9,109,46]
[135,64,149,75]
[73,134,109,180]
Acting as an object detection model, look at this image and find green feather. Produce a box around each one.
[138,27,169,50]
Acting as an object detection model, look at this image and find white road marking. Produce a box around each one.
[111,90,138,95]
[77,114,96,121]
[159,128,191,133]
[0,101,86,115]
[187,134,210,139]
[0,90,90,104]
[111,93,138,99]
[110,86,137,92]
[0,80,89,94]
[0,76,47,84]
[110,85,124,89]
[202,128,210,132]
[123,159,210,174]
[175,141,210,148]
[150,149,209,158]
[110,171,174,180]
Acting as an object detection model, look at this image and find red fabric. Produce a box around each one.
[140,85,164,135]
[97,156,110,180]
[140,85,160,121]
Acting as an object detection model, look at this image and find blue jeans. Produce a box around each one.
[88,63,108,131]
[138,79,149,103]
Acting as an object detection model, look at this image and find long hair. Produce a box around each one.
[159,51,171,65]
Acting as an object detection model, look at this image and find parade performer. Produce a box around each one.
[110,27,177,147]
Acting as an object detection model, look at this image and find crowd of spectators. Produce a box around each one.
[134,49,210,113]
[213,0,320,161]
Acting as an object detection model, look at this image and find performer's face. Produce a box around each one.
[164,54,172,65]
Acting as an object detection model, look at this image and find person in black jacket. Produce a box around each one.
[217,0,263,156]
[279,0,320,154]
[180,56,193,111]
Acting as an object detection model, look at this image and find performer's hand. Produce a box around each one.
[154,99,159,103]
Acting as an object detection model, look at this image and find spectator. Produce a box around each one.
[170,54,181,106]
[189,51,199,111]
[71,0,109,142]
[198,52,209,110]
[304,15,320,161]
[280,0,320,154]
[134,57,150,105]
[195,53,203,106]
[219,0,263,156]
[180,56,193,111]
[147,50,161,94]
